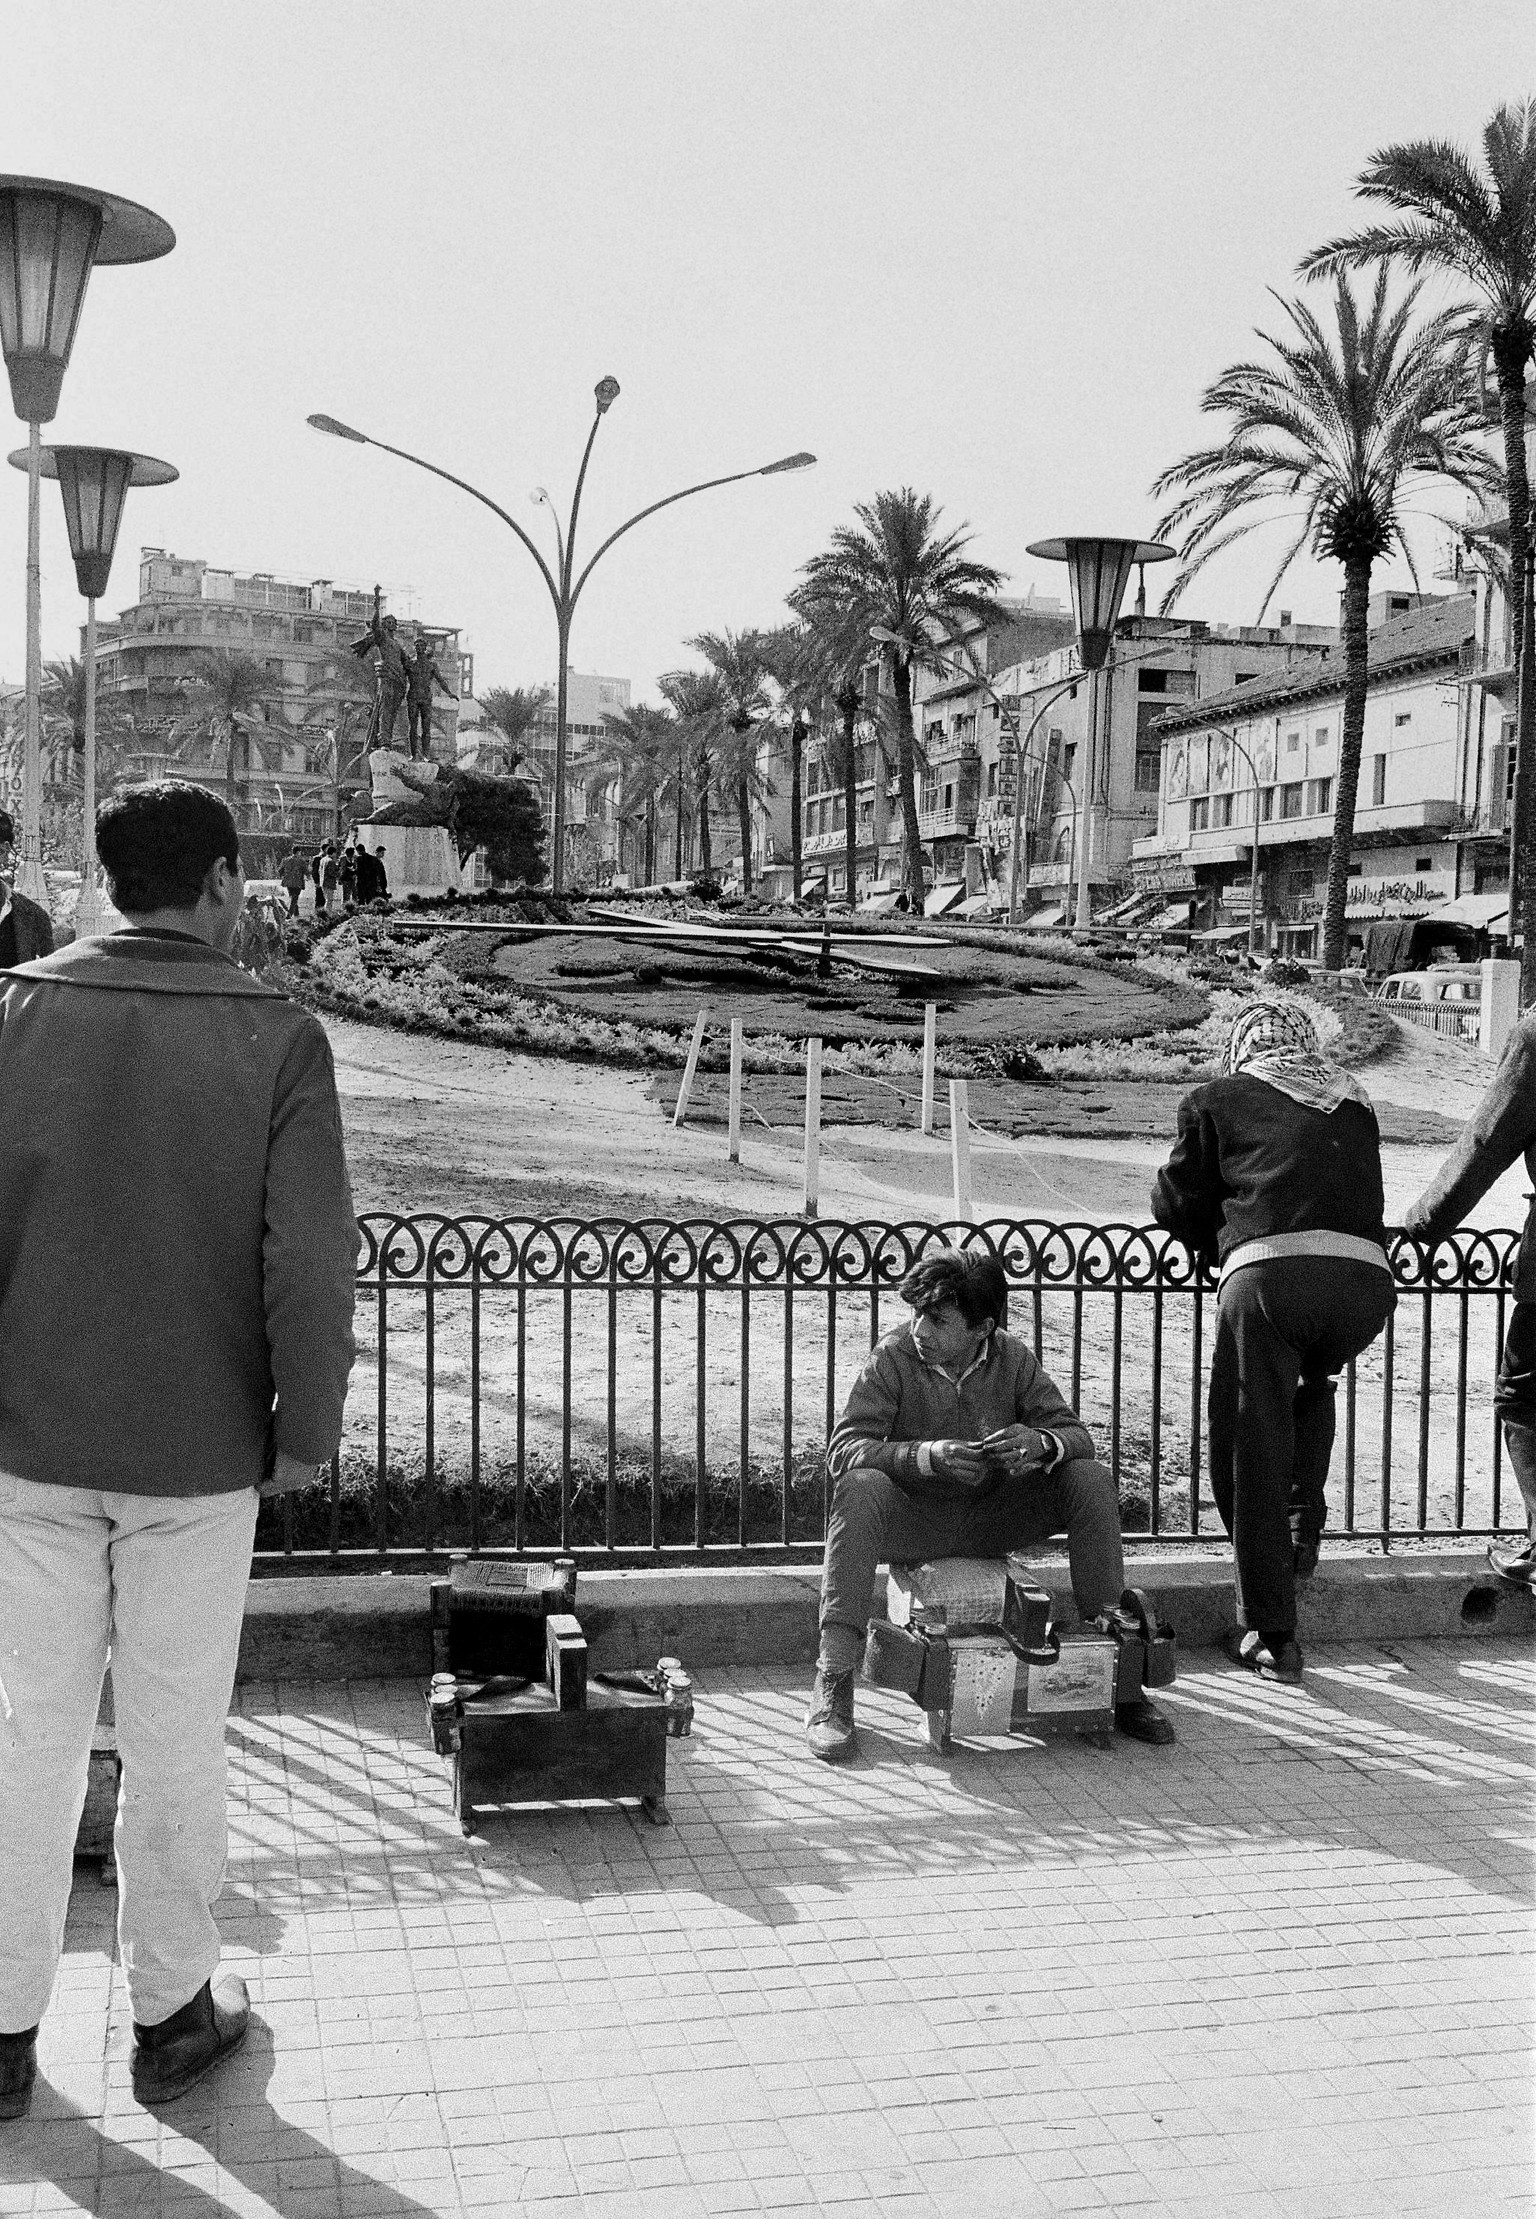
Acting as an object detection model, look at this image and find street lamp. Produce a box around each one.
[1025,535,1173,931]
[309,387,815,892]
[6,442,177,932]
[0,177,174,903]
[1199,725,1267,957]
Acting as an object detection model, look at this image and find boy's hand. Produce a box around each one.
[981,1425,1053,1476]
[260,1451,319,1499]
[930,1439,991,1486]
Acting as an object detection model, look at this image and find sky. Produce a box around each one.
[2,1,1530,703]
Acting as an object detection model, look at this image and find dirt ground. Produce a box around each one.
[320,1013,1524,1540]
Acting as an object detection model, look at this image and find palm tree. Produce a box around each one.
[1299,99,1536,978]
[600,702,676,885]
[685,630,777,894]
[480,684,552,774]
[192,649,271,816]
[1153,271,1500,971]
[658,665,728,878]
[793,490,1006,907]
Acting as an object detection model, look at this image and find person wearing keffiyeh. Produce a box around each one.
[1152,998,1395,1682]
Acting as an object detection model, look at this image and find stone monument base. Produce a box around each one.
[367,823,462,899]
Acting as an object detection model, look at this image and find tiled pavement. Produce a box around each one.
[2,1640,1532,2218]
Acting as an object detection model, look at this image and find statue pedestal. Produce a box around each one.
[368,824,462,899]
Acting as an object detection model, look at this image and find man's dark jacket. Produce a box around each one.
[0,890,54,967]
[0,931,357,1496]
[1152,1074,1386,1269]
[1404,1013,1536,1299]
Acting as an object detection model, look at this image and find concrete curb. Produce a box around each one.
[236,1551,1535,1683]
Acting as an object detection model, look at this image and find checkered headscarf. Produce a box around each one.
[1222,1000,1369,1114]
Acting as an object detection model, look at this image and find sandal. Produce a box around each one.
[1221,1627,1304,1684]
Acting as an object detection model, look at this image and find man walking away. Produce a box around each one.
[0,782,357,2119]
[320,843,340,914]
[1405,1010,1536,1587]
[310,846,327,916]
[0,812,53,963]
[277,845,308,919]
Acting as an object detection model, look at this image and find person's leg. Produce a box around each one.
[1289,1370,1336,1567]
[0,1480,112,2038]
[108,1487,257,2029]
[1288,1262,1395,1572]
[960,1460,1125,1619]
[1491,1302,1536,1581]
[818,1469,962,1675]
[1206,1303,1239,1548]
[1214,1270,1304,1637]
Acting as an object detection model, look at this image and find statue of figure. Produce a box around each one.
[350,586,412,754]
[405,634,458,761]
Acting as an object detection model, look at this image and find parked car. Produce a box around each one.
[1374,966,1481,1043]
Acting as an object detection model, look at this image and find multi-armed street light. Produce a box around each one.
[0,175,175,901]
[309,382,815,892]
[1025,535,1173,931]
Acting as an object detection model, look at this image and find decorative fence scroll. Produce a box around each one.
[254,1214,1525,1566]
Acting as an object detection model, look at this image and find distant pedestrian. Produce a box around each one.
[1152,1001,1394,1683]
[339,846,358,909]
[1404,1013,1536,1588]
[0,782,356,2119]
[310,847,327,915]
[277,848,308,918]
[364,843,389,903]
[320,843,339,913]
[0,812,54,965]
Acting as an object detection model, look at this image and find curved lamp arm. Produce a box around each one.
[571,455,815,612]
[307,415,561,613]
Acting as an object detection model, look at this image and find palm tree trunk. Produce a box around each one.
[698,788,712,876]
[224,719,240,821]
[842,695,858,905]
[790,714,804,902]
[645,792,655,886]
[1321,552,1374,971]
[893,657,926,907]
[737,775,753,894]
[674,753,685,879]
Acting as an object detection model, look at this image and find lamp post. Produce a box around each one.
[7,443,176,931]
[1025,536,1173,932]
[310,389,814,893]
[0,177,174,902]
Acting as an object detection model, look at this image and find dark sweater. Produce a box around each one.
[0,931,357,1495]
[1152,1074,1387,1270]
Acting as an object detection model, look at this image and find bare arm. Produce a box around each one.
[1404,1025,1536,1245]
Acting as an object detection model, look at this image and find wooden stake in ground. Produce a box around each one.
[804,1037,822,1218]
[673,1009,708,1128]
[949,1078,973,1224]
[727,1018,743,1164]
[920,1002,937,1135]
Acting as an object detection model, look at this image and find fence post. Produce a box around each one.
[804,1036,822,1218]
[727,1017,743,1164]
[673,1008,708,1127]
[1479,957,1520,1059]
[921,1002,937,1134]
[950,1078,973,1223]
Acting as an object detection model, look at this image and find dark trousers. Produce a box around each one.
[406,700,432,757]
[819,1459,1125,1675]
[1208,1256,1395,1635]
[1492,1301,1536,1529]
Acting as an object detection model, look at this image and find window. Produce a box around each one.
[1371,754,1386,807]
[1261,787,1276,821]
[1286,730,1301,754]
[1134,748,1161,793]
[1214,792,1234,828]
[1138,669,1169,693]
[1315,727,1329,747]
[1281,783,1304,819]
[1063,744,1078,780]
[942,783,954,814]
[1308,778,1332,815]
[1394,711,1412,728]
[1191,797,1210,831]
[1414,856,1432,872]
[987,764,998,797]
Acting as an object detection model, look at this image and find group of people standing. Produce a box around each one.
[276,837,389,918]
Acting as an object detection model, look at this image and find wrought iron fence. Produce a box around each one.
[253,1214,1526,1567]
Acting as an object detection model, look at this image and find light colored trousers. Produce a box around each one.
[0,1474,256,2033]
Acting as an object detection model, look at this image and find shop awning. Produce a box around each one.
[956,893,1003,919]
[1020,905,1067,930]
[1429,892,1508,930]
[924,881,967,917]
[859,891,903,914]
[1192,925,1251,945]
[1146,903,1194,933]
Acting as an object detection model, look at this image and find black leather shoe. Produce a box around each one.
[1115,1698,1176,1746]
[0,2028,37,2122]
[130,1976,249,2106]
[805,1668,857,1762]
[1487,1540,1536,1589]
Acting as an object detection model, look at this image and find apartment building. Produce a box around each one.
[1132,591,1492,957]
[90,550,467,855]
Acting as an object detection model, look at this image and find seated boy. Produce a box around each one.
[807,1248,1173,1759]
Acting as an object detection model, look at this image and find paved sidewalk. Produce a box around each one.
[2,1641,1531,2218]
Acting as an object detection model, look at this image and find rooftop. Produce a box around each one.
[1156,594,1475,732]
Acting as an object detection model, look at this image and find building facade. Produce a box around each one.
[1131,591,1501,958]
[517,668,632,884]
[89,550,467,853]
